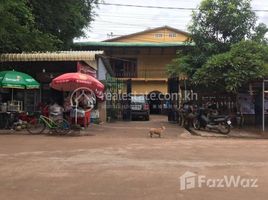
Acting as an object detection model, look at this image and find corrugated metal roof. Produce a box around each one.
[0,51,103,62]
[74,41,194,48]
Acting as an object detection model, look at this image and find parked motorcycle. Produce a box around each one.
[193,107,232,134]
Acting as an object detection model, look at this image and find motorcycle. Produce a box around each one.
[193,107,232,134]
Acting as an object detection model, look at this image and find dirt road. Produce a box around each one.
[0,115,268,200]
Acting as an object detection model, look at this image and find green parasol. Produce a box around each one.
[0,70,40,100]
[0,70,40,89]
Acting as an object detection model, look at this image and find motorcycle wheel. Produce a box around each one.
[219,123,231,134]
[193,119,201,130]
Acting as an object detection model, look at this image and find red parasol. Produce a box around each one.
[50,72,105,100]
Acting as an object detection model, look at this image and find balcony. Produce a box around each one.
[116,70,168,81]
[138,70,167,79]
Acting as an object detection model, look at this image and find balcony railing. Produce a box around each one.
[114,70,168,79]
[138,70,167,79]
[115,72,137,78]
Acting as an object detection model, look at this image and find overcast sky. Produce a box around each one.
[76,0,268,42]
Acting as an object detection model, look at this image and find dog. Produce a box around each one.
[149,126,166,138]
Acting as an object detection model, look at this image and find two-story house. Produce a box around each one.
[76,26,192,114]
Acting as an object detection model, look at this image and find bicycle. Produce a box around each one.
[27,115,70,135]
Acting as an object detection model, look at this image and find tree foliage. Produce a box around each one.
[167,47,207,78]
[0,0,99,53]
[0,0,60,53]
[167,0,268,93]
[29,0,99,49]
[193,41,268,92]
[251,23,268,44]
[189,0,257,54]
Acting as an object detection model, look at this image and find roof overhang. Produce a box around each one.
[74,42,194,48]
[0,51,103,62]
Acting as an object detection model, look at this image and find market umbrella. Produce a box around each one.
[50,72,105,125]
[50,72,105,100]
[0,70,40,100]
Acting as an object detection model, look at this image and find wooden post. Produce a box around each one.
[263,80,265,132]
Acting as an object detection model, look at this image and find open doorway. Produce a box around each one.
[148,91,163,114]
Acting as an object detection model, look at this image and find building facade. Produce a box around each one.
[76,26,192,114]
[77,26,190,94]
[0,51,103,112]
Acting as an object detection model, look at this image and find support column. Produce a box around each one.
[263,80,265,132]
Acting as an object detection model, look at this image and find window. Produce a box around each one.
[169,32,177,38]
[155,33,163,38]
[110,58,137,78]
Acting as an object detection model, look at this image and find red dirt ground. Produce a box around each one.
[0,115,268,200]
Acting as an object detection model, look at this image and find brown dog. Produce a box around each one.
[149,126,166,138]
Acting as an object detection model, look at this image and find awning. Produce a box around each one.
[0,51,103,62]
[74,41,194,48]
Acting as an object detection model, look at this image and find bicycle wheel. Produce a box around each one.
[27,118,46,134]
[55,119,71,135]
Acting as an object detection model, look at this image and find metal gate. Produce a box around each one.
[167,77,180,122]
[122,79,132,121]
[104,77,126,121]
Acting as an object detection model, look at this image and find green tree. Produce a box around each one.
[167,47,207,78]
[0,0,99,53]
[167,0,267,78]
[193,41,268,93]
[190,0,257,54]
[0,0,59,53]
[29,0,99,49]
[251,23,268,44]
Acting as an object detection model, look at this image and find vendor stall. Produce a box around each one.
[0,70,40,128]
[50,72,105,126]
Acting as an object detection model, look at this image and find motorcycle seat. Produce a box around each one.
[213,118,226,122]
[210,115,226,119]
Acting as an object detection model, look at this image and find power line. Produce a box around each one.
[99,3,268,12]
[97,11,191,18]
[97,14,190,21]
[99,3,196,10]
[95,21,187,29]
[97,20,149,28]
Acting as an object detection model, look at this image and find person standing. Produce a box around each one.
[183,101,194,130]
[49,101,63,121]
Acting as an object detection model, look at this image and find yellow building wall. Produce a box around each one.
[113,28,188,43]
[132,81,167,94]
[108,27,187,94]
[111,51,173,93]
[111,50,175,79]
[138,54,174,78]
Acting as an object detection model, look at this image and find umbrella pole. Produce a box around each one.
[75,105,78,125]
[11,88,14,101]
[75,92,78,125]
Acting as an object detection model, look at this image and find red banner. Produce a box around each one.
[77,61,97,78]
